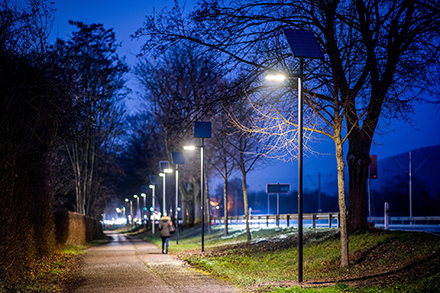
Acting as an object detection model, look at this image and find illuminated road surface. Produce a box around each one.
[74,233,240,293]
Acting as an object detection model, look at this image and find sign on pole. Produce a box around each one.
[266,183,290,194]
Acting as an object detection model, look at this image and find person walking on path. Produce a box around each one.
[158,215,174,254]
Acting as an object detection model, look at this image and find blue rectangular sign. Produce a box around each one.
[266,183,290,194]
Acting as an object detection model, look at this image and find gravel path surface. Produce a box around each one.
[73,232,241,293]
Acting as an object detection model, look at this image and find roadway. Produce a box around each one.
[73,232,240,293]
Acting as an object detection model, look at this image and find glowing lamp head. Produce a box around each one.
[265,74,286,81]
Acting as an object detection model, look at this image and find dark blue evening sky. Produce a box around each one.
[50,0,440,192]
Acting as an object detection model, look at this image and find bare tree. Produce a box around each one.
[226,91,269,242]
[134,0,440,217]
[210,102,239,236]
[134,43,225,224]
[0,0,55,56]
[54,21,127,216]
[134,0,440,265]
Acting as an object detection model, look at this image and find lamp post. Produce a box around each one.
[184,144,205,250]
[266,29,323,282]
[149,184,156,235]
[149,175,159,236]
[134,194,139,223]
[184,141,205,250]
[184,121,211,252]
[159,168,173,216]
[125,198,132,224]
[141,193,146,227]
[172,152,185,244]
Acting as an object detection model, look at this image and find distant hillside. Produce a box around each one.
[315,144,440,216]
[372,144,440,197]
[322,144,440,197]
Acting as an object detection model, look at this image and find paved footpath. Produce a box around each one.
[73,232,241,293]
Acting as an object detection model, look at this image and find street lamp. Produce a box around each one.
[266,29,323,283]
[184,121,211,252]
[149,184,156,235]
[183,142,205,251]
[265,73,289,81]
[159,167,172,216]
[141,193,146,227]
[133,194,139,223]
[172,152,185,244]
[125,198,132,224]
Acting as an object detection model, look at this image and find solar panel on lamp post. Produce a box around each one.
[266,29,324,283]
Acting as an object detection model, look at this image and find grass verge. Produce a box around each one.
[143,224,440,292]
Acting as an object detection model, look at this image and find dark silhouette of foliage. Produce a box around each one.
[0,38,61,289]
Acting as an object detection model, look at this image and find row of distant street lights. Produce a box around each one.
[124,193,147,225]
[122,121,212,248]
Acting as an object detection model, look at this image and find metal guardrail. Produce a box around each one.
[211,212,341,228]
[211,214,440,229]
[370,216,440,225]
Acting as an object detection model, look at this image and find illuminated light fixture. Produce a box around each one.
[183,145,196,150]
[266,74,286,81]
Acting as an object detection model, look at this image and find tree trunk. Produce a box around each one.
[335,134,349,267]
[181,198,187,226]
[223,168,229,236]
[82,127,90,216]
[65,139,84,215]
[179,180,194,226]
[85,142,95,217]
[241,168,251,242]
[205,171,211,235]
[194,178,201,224]
[347,137,371,231]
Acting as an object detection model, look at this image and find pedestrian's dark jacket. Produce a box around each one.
[158,215,172,238]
